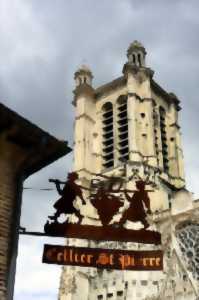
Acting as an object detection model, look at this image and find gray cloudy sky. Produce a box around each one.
[0,1,199,299]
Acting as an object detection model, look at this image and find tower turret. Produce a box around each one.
[73,65,96,185]
[127,40,146,67]
[74,64,93,87]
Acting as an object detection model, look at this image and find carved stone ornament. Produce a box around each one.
[176,222,199,282]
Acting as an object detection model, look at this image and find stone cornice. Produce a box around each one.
[128,92,141,101]
[93,70,181,114]
[74,168,94,176]
[94,76,126,99]
[128,93,155,105]
[129,150,142,155]
[122,63,154,79]
[128,150,157,158]
[75,113,95,124]
[92,152,102,157]
[151,80,181,111]
[143,97,156,105]
[73,84,95,106]
[170,122,180,129]
[159,175,185,191]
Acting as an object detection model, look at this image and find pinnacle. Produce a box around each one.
[127,40,146,55]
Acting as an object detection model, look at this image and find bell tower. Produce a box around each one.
[58,41,190,300]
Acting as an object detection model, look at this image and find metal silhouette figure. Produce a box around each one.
[48,172,86,224]
[43,173,161,244]
[119,180,152,229]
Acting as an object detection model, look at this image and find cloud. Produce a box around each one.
[0,0,198,299]
[14,236,63,300]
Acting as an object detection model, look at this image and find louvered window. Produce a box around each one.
[102,102,114,168]
[117,96,129,162]
[159,106,169,172]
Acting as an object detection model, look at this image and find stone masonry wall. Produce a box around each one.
[0,156,18,300]
[0,136,25,300]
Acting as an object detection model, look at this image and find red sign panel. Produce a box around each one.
[43,244,163,271]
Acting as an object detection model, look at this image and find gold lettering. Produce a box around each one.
[74,253,79,263]
[64,250,68,262]
[96,253,110,265]
[141,257,161,267]
[149,258,156,266]
[110,254,114,265]
[87,255,93,264]
[69,249,73,262]
[57,252,63,262]
[156,257,161,266]
[131,256,135,266]
[45,247,57,261]
[141,258,148,266]
[119,255,131,269]
[80,254,86,263]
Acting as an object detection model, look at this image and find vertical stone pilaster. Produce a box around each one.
[176,131,185,180]
[127,94,141,162]
[144,99,157,166]
[73,83,96,182]
[168,103,178,178]
[168,103,185,181]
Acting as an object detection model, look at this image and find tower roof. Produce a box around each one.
[78,64,91,72]
[74,64,93,79]
[127,40,146,56]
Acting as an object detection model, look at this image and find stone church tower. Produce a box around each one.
[58,41,199,300]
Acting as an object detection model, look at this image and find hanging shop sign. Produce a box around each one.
[44,172,161,244]
[42,170,163,270]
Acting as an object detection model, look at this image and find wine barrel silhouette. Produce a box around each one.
[90,187,123,226]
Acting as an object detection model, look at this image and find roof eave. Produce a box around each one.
[0,103,72,179]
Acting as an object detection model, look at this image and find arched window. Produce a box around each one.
[102,102,114,169]
[117,96,129,162]
[138,53,142,66]
[133,54,136,64]
[159,106,169,172]
[78,77,82,85]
